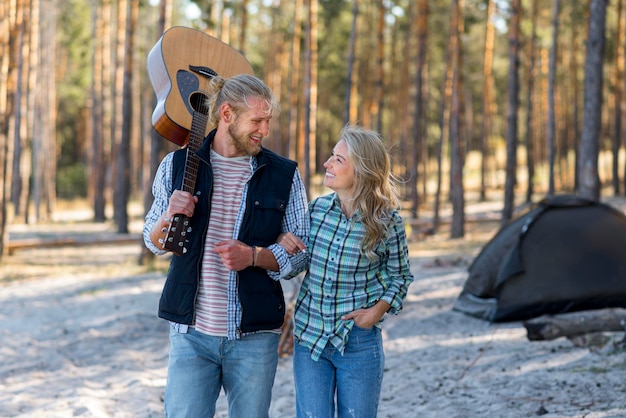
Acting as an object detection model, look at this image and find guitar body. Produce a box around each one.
[147,27,254,255]
[147,26,254,146]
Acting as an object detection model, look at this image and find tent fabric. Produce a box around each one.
[453,195,626,322]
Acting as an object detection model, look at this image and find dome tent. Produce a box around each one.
[454,195,626,322]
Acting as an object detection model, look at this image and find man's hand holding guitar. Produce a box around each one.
[149,190,198,254]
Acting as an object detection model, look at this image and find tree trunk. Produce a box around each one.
[343,0,358,126]
[373,0,385,132]
[449,0,464,239]
[10,8,28,222]
[524,0,539,203]
[524,308,626,341]
[480,0,496,202]
[287,0,303,163]
[303,0,318,194]
[0,0,16,258]
[114,0,138,234]
[502,0,521,225]
[433,0,455,233]
[90,0,106,222]
[569,10,582,192]
[578,0,607,201]
[547,0,560,196]
[612,0,624,195]
[410,0,427,219]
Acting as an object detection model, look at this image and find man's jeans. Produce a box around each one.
[293,326,384,418]
[164,325,279,417]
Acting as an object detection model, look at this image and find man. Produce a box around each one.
[143,74,309,417]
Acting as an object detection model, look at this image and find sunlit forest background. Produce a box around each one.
[0,0,619,259]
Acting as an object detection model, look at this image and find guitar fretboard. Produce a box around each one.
[181,109,208,193]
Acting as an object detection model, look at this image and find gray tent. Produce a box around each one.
[454,195,626,322]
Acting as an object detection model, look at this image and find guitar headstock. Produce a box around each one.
[160,214,192,256]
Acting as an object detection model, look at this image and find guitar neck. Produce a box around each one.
[180,110,208,194]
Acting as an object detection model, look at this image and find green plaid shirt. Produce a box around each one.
[293,193,414,361]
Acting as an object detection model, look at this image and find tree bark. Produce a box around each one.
[524,0,539,203]
[433,0,455,234]
[547,0,560,196]
[410,0,427,219]
[612,0,624,195]
[114,0,138,234]
[480,0,496,202]
[449,0,465,239]
[502,0,521,225]
[578,0,607,201]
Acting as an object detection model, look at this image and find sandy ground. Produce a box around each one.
[1,204,625,418]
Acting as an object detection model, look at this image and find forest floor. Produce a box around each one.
[1,194,625,417]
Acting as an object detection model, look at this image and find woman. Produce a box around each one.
[279,124,414,417]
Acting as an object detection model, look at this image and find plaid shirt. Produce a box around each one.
[143,150,309,339]
[293,193,413,360]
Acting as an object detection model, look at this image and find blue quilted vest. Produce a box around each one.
[158,130,297,333]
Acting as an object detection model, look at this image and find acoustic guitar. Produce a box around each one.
[147,26,254,255]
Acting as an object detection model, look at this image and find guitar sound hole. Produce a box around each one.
[189,92,209,115]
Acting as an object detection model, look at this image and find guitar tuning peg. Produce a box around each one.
[182,248,188,254]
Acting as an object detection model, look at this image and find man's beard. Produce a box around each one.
[227,121,262,156]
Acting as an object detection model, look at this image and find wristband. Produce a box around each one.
[253,246,260,267]
[251,246,256,267]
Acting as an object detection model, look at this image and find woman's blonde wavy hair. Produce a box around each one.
[340,125,401,259]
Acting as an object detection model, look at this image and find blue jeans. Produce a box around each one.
[164,325,279,418]
[293,326,384,418]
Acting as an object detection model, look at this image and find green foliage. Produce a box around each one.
[57,164,88,199]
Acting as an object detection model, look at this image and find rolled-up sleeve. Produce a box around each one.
[143,153,174,255]
[267,169,310,280]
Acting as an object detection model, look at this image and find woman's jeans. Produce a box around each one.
[293,326,384,418]
[164,325,279,418]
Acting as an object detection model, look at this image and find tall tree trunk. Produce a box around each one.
[409,0,427,219]
[524,0,539,202]
[480,0,496,202]
[239,0,248,55]
[303,0,318,194]
[288,0,303,163]
[264,0,285,154]
[433,0,455,233]
[397,2,415,196]
[90,0,106,222]
[0,0,16,257]
[449,0,465,239]
[502,0,521,225]
[343,0,358,126]
[547,0,560,196]
[114,0,138,233]
[24,0,39,223]
[578,0,607,201]
[373,0,385,132]
[570,10,583,192]
[613,0,624,195]
[31,0,56,223]
[10,8,27,221]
